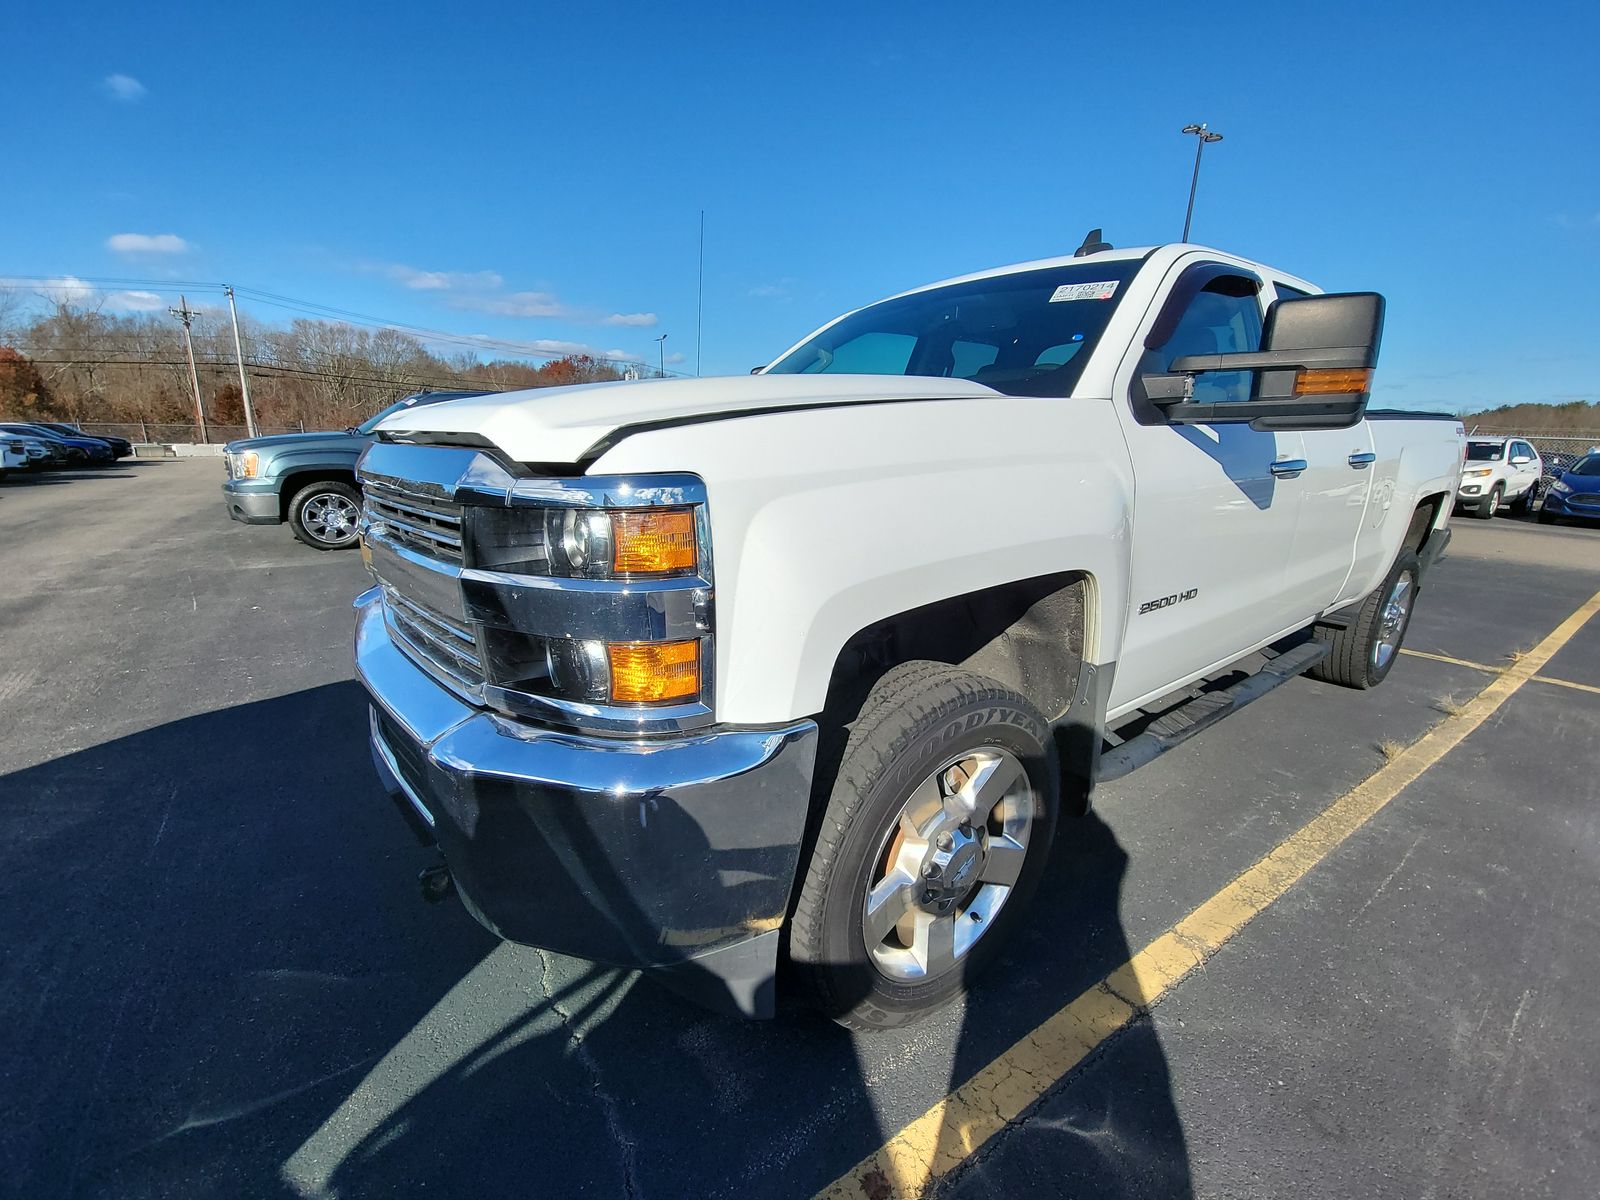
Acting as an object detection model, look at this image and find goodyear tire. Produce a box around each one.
[1308,550,1421,689]
[789,662,1058,1030]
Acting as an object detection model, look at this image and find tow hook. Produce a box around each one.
[418,859,454,904]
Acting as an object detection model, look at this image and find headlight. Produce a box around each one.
[236,450,260,478]
[1462,466,1493,478]
[470,506,700,579]
[1550,479,1572,495]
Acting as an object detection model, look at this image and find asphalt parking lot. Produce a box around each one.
[4,460,1599,1199]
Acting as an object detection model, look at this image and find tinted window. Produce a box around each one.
[1156,280,1262,404]
[1465,442,1505,461]
[767,259,1144,397]
[1513,441,1536,460]
[1274,283,1312,301]
[1570,456,1600,477]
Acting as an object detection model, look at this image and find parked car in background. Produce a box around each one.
[221,390,493,550]
[18,435,66,468]
[0,423,115,466]
[1456,436,1542,518]
[1538,451,1600,526]
[2,435,27,480]
[38,423,133,458]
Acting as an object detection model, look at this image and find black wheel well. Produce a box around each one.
[1405,492,1449,555]
[784,574,1091,930]
[277,469,357,521]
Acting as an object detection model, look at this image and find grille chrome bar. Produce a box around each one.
[383,586,485,690]
[365,481,464,562]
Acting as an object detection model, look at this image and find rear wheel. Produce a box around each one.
[288,481,362,550]
[1308,550,1421,690]
[789,662,1058,1030]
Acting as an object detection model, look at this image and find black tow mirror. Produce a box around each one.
[1144,292,1385,431]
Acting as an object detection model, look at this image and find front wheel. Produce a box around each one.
[288,480,362,550]
[789,662,1058,1030]
[1475,485,1503,519]
[1309,550,1421,689]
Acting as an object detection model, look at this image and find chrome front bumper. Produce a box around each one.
[222,479,281,524]
[353,587,818,1018]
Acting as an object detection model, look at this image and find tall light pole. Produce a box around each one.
[1180,122,1224,243]
[169,295,208,443]
[655,333,668,379]
[224,286,258,438]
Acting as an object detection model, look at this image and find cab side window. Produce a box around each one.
[1157,279,1263,404]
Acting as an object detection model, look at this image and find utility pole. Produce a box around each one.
[655,333,668,379]
[695,210,705,378]
[224,286,258,438]
[169,295,208,443]
[1180,122,1224,243]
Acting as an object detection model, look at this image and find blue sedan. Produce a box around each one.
[1538,452,1600,525]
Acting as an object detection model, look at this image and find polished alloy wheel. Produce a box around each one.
[1371,572,1415,672]
[302,493,359,545]
[862,746,1034,982]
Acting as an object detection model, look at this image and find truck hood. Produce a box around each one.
[374,374,1001,465]
[225,430,362,455]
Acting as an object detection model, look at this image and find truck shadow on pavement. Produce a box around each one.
[1,682,1191,1199]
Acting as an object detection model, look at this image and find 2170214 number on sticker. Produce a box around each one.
[1138,588,1198,615]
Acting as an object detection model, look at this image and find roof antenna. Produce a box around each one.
[1074,228,1112,257]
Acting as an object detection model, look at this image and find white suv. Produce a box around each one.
[1457,437,1542,518]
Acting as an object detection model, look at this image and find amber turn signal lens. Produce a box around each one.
[608,640,700,704]
[610,509,697,574]
[1295,368,1372,395]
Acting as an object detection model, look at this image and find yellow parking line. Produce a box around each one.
[1400,647,1499,672]
[816,587,1600,1200]
[1531,674,1600,697]
[1398,647,1600,698]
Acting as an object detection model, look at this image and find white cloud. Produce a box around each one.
[749,279,794,299]
[664,351,686,364]
[449,290,569,318]
[1,275,96,304]
[1553,211,1600,230]
[103,73,146,102]
[387,264,504,291]
[106,290,165,312]
[107,232,189,255]
[603,311,658,327]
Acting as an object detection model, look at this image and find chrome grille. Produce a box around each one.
[382,585,485,690]
[364,482,464,563]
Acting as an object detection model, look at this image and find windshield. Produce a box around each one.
[1465,442,1505,461]
[1569,455,1600,477]
[765,260,1144,397]
[355,392,478,435]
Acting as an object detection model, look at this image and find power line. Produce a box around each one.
[1,276,692,376]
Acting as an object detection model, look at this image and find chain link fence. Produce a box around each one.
[75,422,306,444]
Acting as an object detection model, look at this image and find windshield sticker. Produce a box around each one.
[1049,280,1120,303]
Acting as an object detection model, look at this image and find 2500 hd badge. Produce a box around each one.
[1139,588,1199,614]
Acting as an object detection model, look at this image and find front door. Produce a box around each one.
[1110,261,1308,712]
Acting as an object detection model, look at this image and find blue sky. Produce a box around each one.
[2,0,1596,412]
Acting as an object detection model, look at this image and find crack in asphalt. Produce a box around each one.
[534,948,640,1199]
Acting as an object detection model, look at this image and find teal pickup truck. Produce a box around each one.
[221,391,489,549]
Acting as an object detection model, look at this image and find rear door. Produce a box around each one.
[1270,280,1377,610]
[1110,260,1307,711]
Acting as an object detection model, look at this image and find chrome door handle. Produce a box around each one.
[1348,451,1377,469]
[1270,458,1308,477]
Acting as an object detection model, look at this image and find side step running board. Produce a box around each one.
[1098,641,1329,783]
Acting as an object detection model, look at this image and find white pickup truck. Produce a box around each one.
[353,236,1465,1029]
